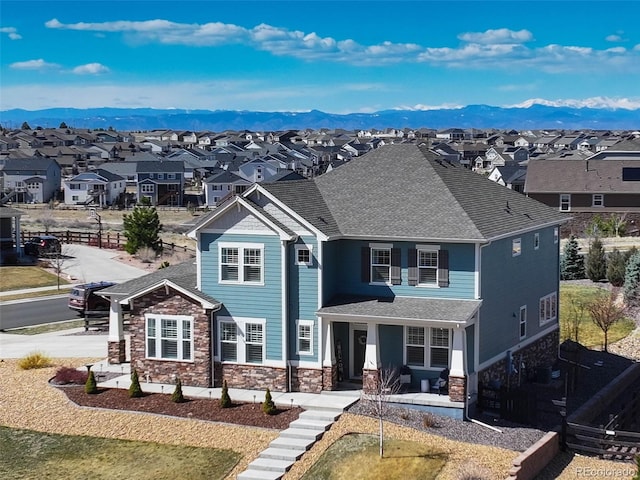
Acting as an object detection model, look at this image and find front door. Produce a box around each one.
[352,328,367,379]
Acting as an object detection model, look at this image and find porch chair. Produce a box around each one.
[430,368,449,395]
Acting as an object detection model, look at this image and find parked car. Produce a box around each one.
[68,281,116,315]
[23,235,62,257]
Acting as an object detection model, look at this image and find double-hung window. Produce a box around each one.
[218,317,265,364]
[539,292,557,326]
[592,194,604,207]
[219,243,263,284]
[512,238,522,257]
[519,305,527,339]
[297,320,314,355]
[560,194,571,212]
[418,247,438,286]
[371,245,391,284]
[409,245,449,287]
[404,326,450,369]
[146,314,193,361]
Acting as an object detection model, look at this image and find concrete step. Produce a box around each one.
[246,457,292,474]
[288,418,331,431]
[298,409,342,422]
[259,447,306,462]
[236,467,283,480]
[269,435,315,451]
[279,427,326,441]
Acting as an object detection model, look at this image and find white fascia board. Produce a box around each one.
[236,197,296,241]
[118,279,220,310]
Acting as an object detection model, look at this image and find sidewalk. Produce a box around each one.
[0,285,72,298]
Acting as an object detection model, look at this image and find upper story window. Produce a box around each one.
[146,314,193,362]
[539,292,557,326]
[534,233,540,250]
[519,305,527,339]
[592,194,604,207]
[219,243,263,284]
[157,173,164,180]
[371,245,391,283]
[560,194,571,212]
[167,173,176,180]
[362,243,400,285]
[141,184,154,193]
[295,244,313,266]
[512,238,522,257]
[408,246,450,287]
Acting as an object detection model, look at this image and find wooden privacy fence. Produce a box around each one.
[20,230,194,254]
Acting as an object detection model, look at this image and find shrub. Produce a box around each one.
[422,413,437,428]
[220,380,232,408]
[624,251,640,305]
[85,370,98,394]
[136,246,157,263]
[561,235,585,280]
[262,388,277,415]
[586,237,606,282]
[18,351,52,370]
[52,366,88,385]
[607,248,626,287]
[171,377,186,403]
[455,461,491,480]
[632,455,639,480]
[129,369,144,398]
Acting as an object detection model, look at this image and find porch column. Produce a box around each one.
[363,322,381,392]
[321,318,337,390]
[449,327,466,402]
[107,299,126,364]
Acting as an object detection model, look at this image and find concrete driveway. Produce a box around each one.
[60,244,149,284]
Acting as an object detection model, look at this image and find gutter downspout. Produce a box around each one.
[282,239,290,393]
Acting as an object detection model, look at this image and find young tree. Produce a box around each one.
[606,248,626,287]
[220,380,232,408]
[587,288,626,352]
[85,370,98,394]
[129,369,143,398]
[262,388,276,415]
[624,251,640,306]
[561,235,585,280]
[123,205,162,255]
[563,293,585,345]
[21,121,31,130]
[586,237,607,282]
[361,367,402,458]
[171,377,185,403]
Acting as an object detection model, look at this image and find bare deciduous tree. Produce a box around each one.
[587,288,626,352]
[361,366,402,458]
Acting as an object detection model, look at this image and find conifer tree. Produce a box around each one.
[606,248,626,287]
[85,370,98,394]
[624,251,640,305]
[123,204,162,255]
[220,380,232,408]
[586,237,607,282]
[171,377,185,403]
[262,388,276,415]
[561,235,585,280]
[129,368,143,398]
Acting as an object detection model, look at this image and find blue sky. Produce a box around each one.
[1,0,639,113]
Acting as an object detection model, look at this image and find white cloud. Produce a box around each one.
[10,59,60,70]
[606,34,623,42]
[511,97,640,110]
[72,63,110,75]
[44,18,640,73]
[458,28,533,45]
[0,26,22,40]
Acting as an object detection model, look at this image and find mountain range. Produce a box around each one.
[1,104,638,132]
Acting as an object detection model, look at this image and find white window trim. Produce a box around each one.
[512,238,522,257]
[218,242,264,285]
[217,316,266,364]
[403,326,451,371]
[560,194,571,212]
[295,244,313,266]
[539,292,558,326]
[534,233,540,251]
[592,194,604,207]
[141,183,155,193]
[145,314,194,362]
[296,319,314,355]
[519,305,527,339]
[416,244,440,287]
[369,242,393,285]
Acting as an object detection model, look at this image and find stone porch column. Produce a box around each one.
[321,318,337,390]
[363,322,381,393]
[449,327,466,402]
[107,299,126,364]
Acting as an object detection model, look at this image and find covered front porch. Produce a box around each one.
[318,294,481,413]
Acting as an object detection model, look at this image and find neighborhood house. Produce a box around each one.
[100,144,568,413]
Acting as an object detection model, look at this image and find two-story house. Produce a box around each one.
[135,161,184,206]
[63,169,126,207]
[0,157,61,203]
[101,144,567,414]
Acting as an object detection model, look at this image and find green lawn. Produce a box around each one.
[301,433,446,480]
[560,284,636,348]
[0,266,69,291]
[0,426,240,480]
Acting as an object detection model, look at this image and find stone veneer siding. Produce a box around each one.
[220,363,288,392]
[478,328,559,389]
[129,288,213,388]
[448,376,466,402]
[322,365,338,391]
[108,340,126,364]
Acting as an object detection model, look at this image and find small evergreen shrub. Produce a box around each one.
[262,388,277,415]
[586,237,607,282]
[220,380,232,408]
[85,370,98,394]
[561,235,585,280]
[53,366,88,385]
[128,369,144,398]
[624,251,640,305]
[171,377,185,403]
[18,351,52,370]
[606,248,626,287]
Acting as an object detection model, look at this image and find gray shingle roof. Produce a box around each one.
[317,294,481,323]
[99,261,219,306]
[264,144,567,241]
